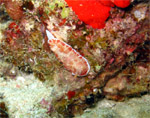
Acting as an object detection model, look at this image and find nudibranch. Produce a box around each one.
[46,30,90,76]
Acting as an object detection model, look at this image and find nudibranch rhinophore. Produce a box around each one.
[46,30,90,76]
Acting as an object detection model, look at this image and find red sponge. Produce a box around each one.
[98,0,115,7]
[112,0,130,8]
[65,0,130,29]
[98,0,130,8]
[65,0,111,29]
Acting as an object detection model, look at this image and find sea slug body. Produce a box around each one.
[46,30,90,76]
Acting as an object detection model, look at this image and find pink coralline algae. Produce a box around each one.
[3,0,24,20]
[5,22,22,44]
[46,30,90,76]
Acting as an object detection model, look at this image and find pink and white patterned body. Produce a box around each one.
[46,30,90,76]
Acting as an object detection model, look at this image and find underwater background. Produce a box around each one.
[0,0,149,118]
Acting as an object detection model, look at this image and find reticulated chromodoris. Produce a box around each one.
[46,30,90,76]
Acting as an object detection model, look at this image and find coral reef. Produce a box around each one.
[0,73,53,118]
[76,95,150,118]
[0,0,149,117]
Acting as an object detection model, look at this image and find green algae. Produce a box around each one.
[61,7,70,19]
[47,0,70,19]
